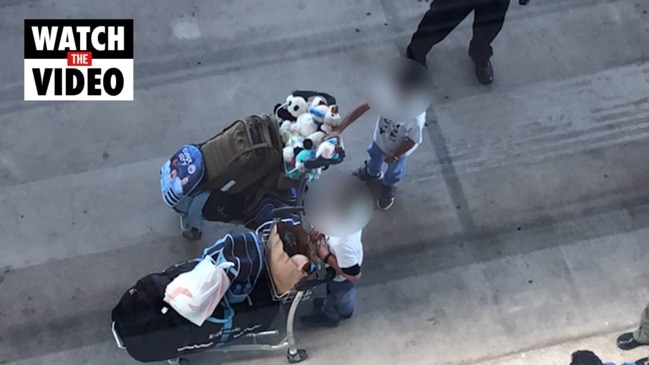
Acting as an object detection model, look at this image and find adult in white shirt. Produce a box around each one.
[300,229,364,328]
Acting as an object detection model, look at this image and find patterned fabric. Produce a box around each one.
[160,145,204,208]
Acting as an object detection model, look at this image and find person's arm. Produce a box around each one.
[315,241,362,282]
[386,113,425,161]
[390,138,416,158]
[323,254,362,282]
[336,102,371,134]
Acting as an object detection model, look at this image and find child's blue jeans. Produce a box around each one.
[365,142,408,188]
[321,279,356,321]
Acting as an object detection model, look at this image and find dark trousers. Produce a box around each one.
[407,0,511,66]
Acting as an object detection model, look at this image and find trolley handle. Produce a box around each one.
[111,322,126,349]
[294,266,335,292]
[271,206,305,220]
[295,278,327,292]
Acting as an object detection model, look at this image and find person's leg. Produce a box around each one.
[320,281,340,321]
[354,142,385,181]
[469,0,511,84]
[378,156,407,210]
[300,280,340,327]
[333,280,356,319]
[406,0,475,68]
[633,302,649,343]
[618,302,649,350]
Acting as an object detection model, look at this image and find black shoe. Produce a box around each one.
[313,298,325,311]
[617,332,648,350]
[377,185,396,210]
[636,357,649,365]
[312,298,353,319]
[474,60,494,85]
[300,313,339,328]
[353,165,383,182]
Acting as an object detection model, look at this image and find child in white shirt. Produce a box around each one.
[330,102,426,210]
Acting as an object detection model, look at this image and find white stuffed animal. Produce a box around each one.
[285,95,308,119]
[296,113,319,137]
[316,138,337,160]
[283,135,304,163]
[309,104,329,124]
[322,105,342,133]
[283,145,296,164]
[306,131,326,146]
[282,135,315,164]
[308,95,328,109]
[279,120,296,144]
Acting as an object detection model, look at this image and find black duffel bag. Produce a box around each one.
[111,260,280,363]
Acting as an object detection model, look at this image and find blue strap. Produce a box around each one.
[204,300,235,344]
[219,305,235,343]
[185,190,211,231]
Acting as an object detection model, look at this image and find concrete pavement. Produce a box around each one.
[1,0,648,364]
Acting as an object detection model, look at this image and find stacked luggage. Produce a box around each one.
[112,90,343,364]
[159,90,345,240]
[112,219,321,363]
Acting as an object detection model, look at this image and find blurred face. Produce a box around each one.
[363,57,434,121]
[304,169,374,237]
[170,169,178,179]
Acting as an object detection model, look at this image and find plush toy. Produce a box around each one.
[283,136,314,165]
[308,95,328,109]
[295,149,317,172]
[325,106,342,126]
[299,137,345,171]
[316,137,344,163]
[308,105,342,134]
[309,105,329,124]
[316,138,337,160]
[283,145,296,164]
[305,130,326,146]
[296,113,319,137]
[285,95,308,119]
[322,105,342,133]
[279,120,295,143]
[276,91,343,174]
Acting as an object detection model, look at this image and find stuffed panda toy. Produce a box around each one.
[274,90,336,122]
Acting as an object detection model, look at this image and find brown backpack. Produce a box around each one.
[199,114,283,195]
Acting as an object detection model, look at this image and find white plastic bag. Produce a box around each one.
[163,256,234,326]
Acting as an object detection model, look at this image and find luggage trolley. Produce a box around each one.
[112,187,331,365]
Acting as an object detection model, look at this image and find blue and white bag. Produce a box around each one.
[160,145,205,208]
[202,232,265,304]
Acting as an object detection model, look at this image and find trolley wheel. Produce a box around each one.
[287,349,308,363]
[182,227,202,241]
[166,358,189,365]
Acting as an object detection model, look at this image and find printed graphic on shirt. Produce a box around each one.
[378,117,403,144]
[373,112,425,157]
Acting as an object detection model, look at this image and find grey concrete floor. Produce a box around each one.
[1,0,649,364]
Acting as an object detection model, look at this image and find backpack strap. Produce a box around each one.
[219,306,235,343]
[243,169,282,217]
[204,299,235,344]
[202,235,239,279]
